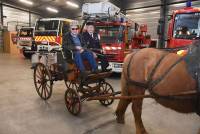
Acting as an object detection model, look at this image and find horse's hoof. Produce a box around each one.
[136,129,148,134]
[116,115,125,124]
[115,111,125,124]
[116,118,125,124]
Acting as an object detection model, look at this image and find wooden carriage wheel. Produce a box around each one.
[98,82,114,106]
[65,88,81,115]
[34,63,53,100]
[65,81,79,90]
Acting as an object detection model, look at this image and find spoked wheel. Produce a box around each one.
[65,88,81,115]
[65,81,79,90]
[34,63,53,100]
[98,81,114,106]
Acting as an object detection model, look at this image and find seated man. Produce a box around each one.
[62,21,98,77]
[82,22,111,72]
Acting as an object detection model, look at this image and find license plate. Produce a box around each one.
[38,45,48,50]
[114,64,122,68]
[41,41,48,44]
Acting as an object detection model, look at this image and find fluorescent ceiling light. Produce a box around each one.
[19,0,33,5]
[46,7,58,13]
[66,1,79,8]
[132,9,145,12]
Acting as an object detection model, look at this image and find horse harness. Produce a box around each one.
[125,51,200,115]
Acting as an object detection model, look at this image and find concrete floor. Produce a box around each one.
[0,53,200,134]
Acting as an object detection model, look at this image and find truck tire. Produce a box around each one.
[23,50,32,59]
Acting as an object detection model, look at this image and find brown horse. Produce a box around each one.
[115,43,200,134]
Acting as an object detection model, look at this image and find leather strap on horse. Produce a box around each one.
[126,51,148,88]
[149,56,185,89]
[125,51,197,100]
[126,52,169,89]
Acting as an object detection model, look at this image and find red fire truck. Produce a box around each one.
[166,1,200,53]
[82,2,156,72]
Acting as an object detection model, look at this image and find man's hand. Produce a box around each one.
[75,46,82,50]
[80,48,84,53]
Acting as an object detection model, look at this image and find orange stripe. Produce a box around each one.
[50,36,54,42]
[52,36,55,42]
[48,36,52,42]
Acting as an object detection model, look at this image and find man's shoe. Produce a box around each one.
[92,69,101,74]
[102,68,112,72]
[80,71,90,81]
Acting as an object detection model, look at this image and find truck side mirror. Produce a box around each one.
[135,23,139,31]
[168,15,172,21]
[157,25,162,35]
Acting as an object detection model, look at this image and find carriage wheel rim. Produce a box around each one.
[65,88,81,115]
[99,82,114,106]
[34,63,52,100]
[65,81,79,90]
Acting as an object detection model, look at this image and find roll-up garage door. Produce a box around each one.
[3,6,29,31]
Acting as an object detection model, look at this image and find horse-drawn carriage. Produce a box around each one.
[33,49,115,115]
[32,41,200,133]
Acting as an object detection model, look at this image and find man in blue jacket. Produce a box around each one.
[82,22,110,72]
[62,21,98,77]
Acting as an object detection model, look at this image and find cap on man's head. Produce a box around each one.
[86,22,94,26]
[70,20,79,27]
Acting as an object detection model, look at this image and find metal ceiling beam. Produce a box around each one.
[123,0,199,11]
[32,0,55,8]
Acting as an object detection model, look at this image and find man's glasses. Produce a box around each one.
[71,28,79,30]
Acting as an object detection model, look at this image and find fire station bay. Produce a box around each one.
[0,0,200,134]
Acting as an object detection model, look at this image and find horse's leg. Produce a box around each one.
[131,88,147,134]
[116,73,131,124]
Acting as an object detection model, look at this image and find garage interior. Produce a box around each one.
[0,0,200,134]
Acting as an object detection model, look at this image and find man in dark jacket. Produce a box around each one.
[62,21,98,75]
[82,22,110,72]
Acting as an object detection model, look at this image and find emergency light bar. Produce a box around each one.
[82,2,120,18]
[186,0,192,7]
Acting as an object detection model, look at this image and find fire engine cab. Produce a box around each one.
[82,2,155,72]
[34,18,72,51]
[167,1,200,49]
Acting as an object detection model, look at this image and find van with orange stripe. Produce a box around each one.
[34,18,72,51]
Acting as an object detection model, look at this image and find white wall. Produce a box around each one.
[3,6,41,31]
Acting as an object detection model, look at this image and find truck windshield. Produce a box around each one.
[173,12,200,40]
[19,29,33,37]
[35,20,59,36]
[96,25,124,44]
[35,20,59,31]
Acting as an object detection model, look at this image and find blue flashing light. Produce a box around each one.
[120,18,124,23]
[186,0,192,7]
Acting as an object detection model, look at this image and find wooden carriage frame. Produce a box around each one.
[33,50,115,115]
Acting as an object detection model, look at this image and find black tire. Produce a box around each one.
[23,50,32,59]
[65,88,81,115]
[98,82,114,106]
[34,63,53,100]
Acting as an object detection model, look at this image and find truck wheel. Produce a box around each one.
[23,50,32,59]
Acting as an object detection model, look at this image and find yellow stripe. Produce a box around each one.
[35,36,57,42]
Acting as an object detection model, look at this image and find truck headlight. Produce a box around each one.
[177,50,187,56]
